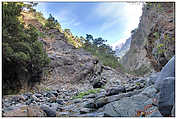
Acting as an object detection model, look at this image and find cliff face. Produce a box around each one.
[115,37,132,58]
[121,2,175,74]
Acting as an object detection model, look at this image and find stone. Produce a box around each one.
[57,112,70,117]
[80,108,93,114]
[126,85,136,92]
[147,72,161,85]
[31,95,39,101]
[157,77,175,116]
[106,86,126,96]
[40,105,56,117]
[34,93,42,98]
[3,105,46,117]
[103,94,151,117]
[50,90,58,97]
[93,81,105,88]
[155,56,175,90]
[83,100,95,108]
[141,86,157,98]
[147,110,162,117]
[48,97,57,103]
[46,93,55,98]
[83,94,96,99]
[72,99,82,104]
[56,99,65,105]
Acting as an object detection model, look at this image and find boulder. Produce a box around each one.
[106,86,126,96]
[3,105,46,117]
[40,105,56,117]
[157,77,175,116]
[155,56,175,90]
[103,93,161,117]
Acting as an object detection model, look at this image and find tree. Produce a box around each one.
[45,14,58,29]
[86,34,93,42]
[93,37,107,46]
[2,2,50,94]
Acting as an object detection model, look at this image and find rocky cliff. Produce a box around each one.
[121,2,175,74]
[115,37,132,58]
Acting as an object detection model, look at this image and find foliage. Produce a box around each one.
[2,2,50,87]
[153,32,160,40]
[44,13,62,32]
[72,88,101,99]
[83,34,121,69]
[64,29,83,48]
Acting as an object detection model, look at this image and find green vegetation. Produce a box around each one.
[157,43,166,54]
[83,34,122,69]
[72,88,101,99]
[153,32,160,40]
[64,29,83,48]
[2,2,50,95]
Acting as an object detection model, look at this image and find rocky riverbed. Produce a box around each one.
[2,56,175,117]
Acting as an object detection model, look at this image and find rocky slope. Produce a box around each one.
[121,2,175,74]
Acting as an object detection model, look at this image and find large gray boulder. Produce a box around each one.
[154,56,175,116]
[157,77,175,116]
[155,56,175,90]
[103,92,160,117]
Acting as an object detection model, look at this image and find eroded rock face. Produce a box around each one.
[121,2,175,74]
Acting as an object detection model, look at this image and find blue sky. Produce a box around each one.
[35,2,143,50]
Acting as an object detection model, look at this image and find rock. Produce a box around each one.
[95,92,106,100]
[72,99,82,104]
[3,105,46,117]
[46,93,55,98]
[48,97,57,103]
[83,100,95,108]
[155,56,175,90]
[34,93,42,98]
[141,86,157,98]
[157,77,175,116]
[31,95,39,101]
[106,86,126,96]
[126,85,136,92]
[146,110,162,117]
[57,112,70,117]
[103,93,159,117]
[95,97,108,109]
[40,105,56,117]
[83,94,96,99]
[50,90,58,97]
[25,99,33,105]
[171,106,175,117]
[147,72,161,85]
[80,108,93,114]
[56,99,65,105]
[93,81,105,88]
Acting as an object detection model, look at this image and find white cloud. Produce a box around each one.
[95,2,143,49]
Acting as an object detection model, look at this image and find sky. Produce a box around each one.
[35,2,143,50]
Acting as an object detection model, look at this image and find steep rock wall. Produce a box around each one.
[121,2,175,74]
